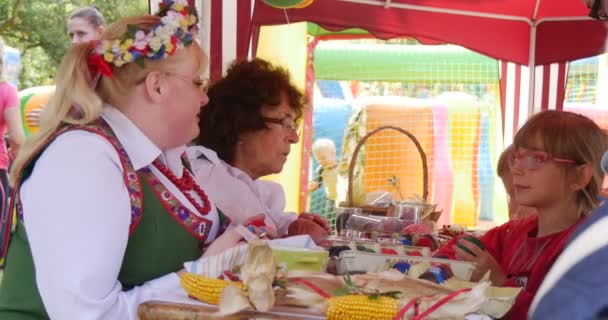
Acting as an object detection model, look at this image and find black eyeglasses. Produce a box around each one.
[589,0,608,21]
[262,116,300,133]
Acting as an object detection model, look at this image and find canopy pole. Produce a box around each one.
[527,23,537,118]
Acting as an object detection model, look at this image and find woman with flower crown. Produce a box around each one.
[0,1,225,319]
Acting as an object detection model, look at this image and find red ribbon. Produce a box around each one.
[88,54,113,78]
[289,278,331,299]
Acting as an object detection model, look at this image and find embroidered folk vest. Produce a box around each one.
[0,120,224,319]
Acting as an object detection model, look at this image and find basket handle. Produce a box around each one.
[346,125,428,206]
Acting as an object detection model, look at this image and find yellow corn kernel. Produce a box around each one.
[180,273,245,305]
[327,295,399,320]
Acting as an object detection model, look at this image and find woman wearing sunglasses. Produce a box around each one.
[435,110,608,319]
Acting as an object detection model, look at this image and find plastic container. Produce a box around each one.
[271,246,329,272]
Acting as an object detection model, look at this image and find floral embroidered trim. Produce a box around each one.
[12,119,144,232]
[139,164,213,241]
[91,0,198,74]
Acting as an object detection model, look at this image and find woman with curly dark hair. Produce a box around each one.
[189,58,331,244]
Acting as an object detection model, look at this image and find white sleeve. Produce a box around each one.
[257,181,298,236]
[20,132,181,320]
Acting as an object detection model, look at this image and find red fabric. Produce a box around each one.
[210,0,223,81]
[555,63,567,112]
[252,0,607,65]
[237,0,253,60]
[435,215,585,319]
[541,65,551,111]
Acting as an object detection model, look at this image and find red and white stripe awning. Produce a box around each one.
[500,61,568,145]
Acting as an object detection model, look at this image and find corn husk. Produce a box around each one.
[213,240,278,315]
[443,278,521,318]
[241,239,277,312]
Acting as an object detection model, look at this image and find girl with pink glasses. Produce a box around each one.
[435,110,608,319]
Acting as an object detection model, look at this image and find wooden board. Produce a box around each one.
[138,301,326,320]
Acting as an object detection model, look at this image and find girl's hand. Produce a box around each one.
[454,240,507,285]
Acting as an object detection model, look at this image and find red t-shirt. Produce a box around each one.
[0,82,19,170]
[435,215,584,319]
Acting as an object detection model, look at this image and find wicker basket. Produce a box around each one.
[344,125,430,217]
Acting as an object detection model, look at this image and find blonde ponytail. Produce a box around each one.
[9,43,103,185]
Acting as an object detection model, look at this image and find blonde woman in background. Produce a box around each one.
[67,6,105,45]
[26,6,106,128]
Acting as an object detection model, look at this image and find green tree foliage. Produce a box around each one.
[0,0,148,89]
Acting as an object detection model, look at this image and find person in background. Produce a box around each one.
[0,37,24,256]
[67,6,105,45]
[434,110,608,319]
[26,6,106,129]
[0,2,227,318]
[309,138,339,224]
[529,1,608,318]
[497,144,536,220]
[188,58,331,244]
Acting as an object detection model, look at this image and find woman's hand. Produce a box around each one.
[298,212,332,233]
[454,240,507,286]
[288,213,331,244]
[202,227,245,258]
[202,214,275,258]
[242,214,278,239]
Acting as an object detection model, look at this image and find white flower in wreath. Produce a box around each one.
[111,41,122,54]
[161,13,180,29]
[115,58,125,67]
[156,25,173,42]
[134,31,147,50]
[187,14,197,26]
[149,37,162,51]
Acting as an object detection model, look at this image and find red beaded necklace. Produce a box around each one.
[153,159,211,216]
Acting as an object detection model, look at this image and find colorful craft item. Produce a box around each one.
[456,235,485,256]
[401,222,433,235]
[398,237,412,246]
[407,250,423,257]
[380,248,398,255]
[414,234,438,251]
[392,261,411,274]
[418,265,453,284]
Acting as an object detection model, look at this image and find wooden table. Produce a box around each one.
[138,301,326,320]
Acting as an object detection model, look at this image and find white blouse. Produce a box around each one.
[19,106,219,319]
[187,146,298,236]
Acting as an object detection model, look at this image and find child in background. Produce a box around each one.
[434,110,608,319]
[497,144,536,220]
[309,138,339,222]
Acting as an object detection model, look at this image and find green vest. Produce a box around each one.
[0,121,220,319]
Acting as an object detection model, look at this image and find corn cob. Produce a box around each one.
[327,295,399,320]
[180,273,245,305]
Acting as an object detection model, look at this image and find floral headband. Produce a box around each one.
[88,0,198,79]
